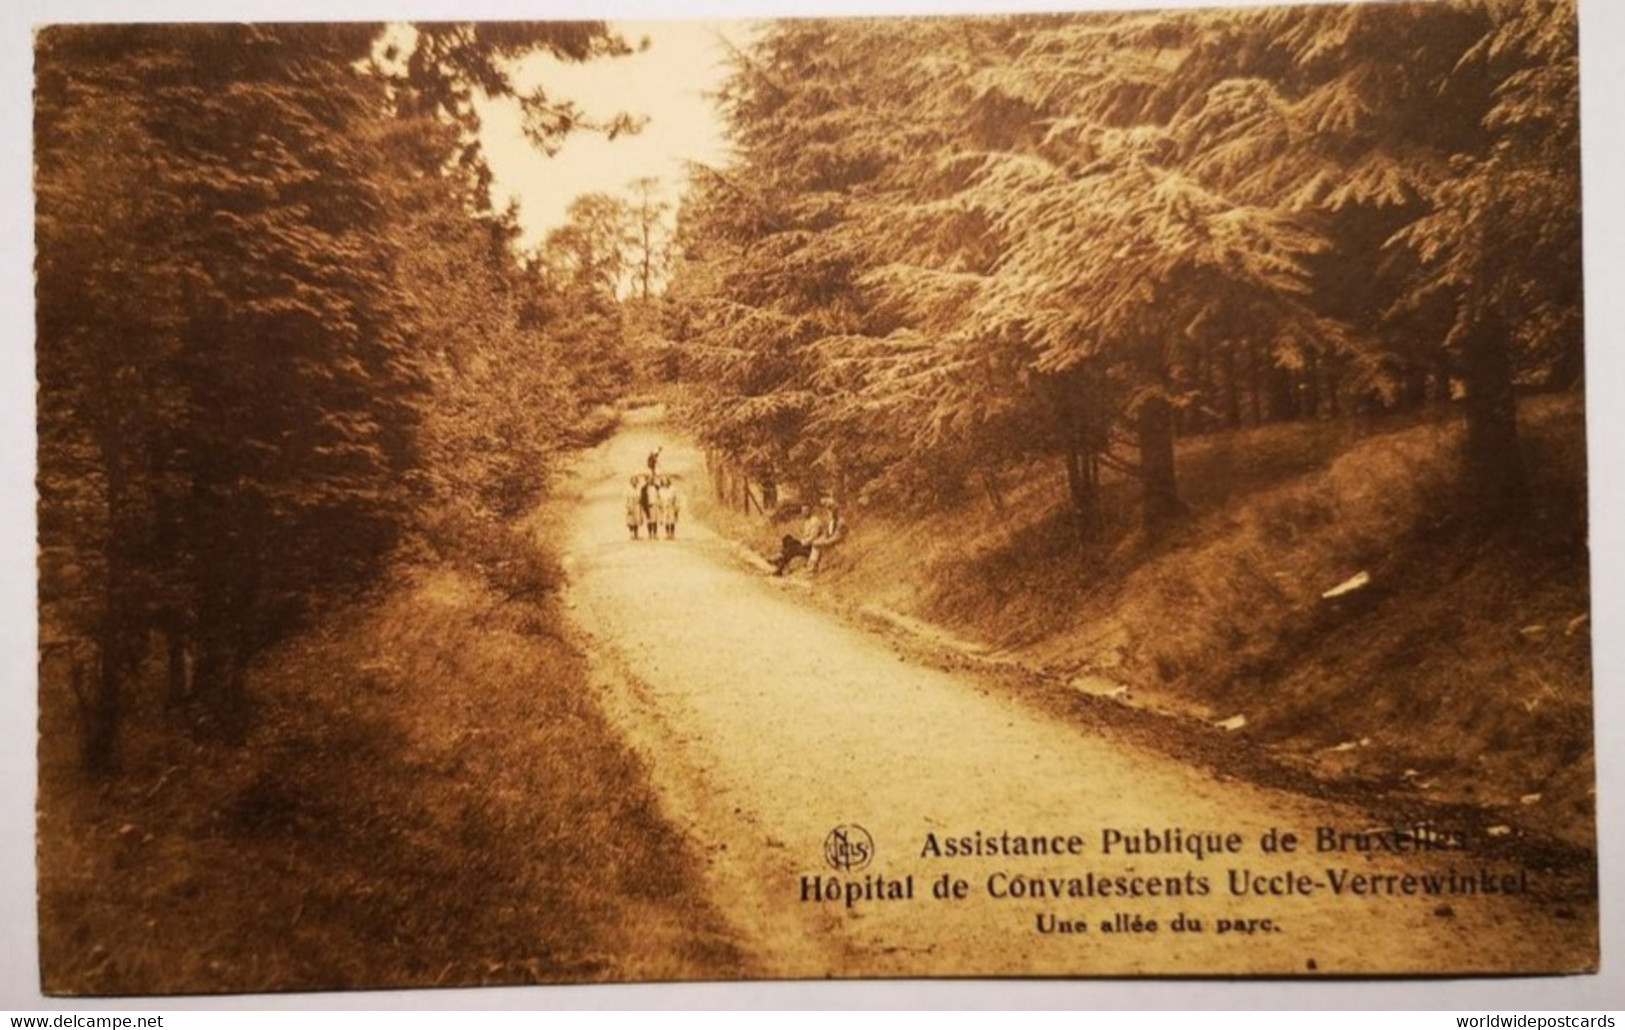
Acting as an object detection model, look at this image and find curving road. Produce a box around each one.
[554,406,1597,979]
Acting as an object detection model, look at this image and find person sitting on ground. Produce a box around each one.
[659,476,681,540]
[771,499,843,576]
[806,497,844,573]
[770,505,820,576]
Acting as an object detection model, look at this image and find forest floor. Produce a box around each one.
[37,548,741,995]
[552,402,1598,979]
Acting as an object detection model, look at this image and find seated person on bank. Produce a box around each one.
[771,498,843,576]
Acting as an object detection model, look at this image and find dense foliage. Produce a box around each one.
[36,22,634,769]
[666,1,1581,536]
[35,3,1584,772]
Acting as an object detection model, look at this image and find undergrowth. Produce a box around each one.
[38,556,740,995]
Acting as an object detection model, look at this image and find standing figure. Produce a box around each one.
[647,446,662,478]
[624,475,643,540]
[639,475,663,540]
[660,477,681,539]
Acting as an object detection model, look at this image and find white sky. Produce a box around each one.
[471,3,1363,254]
[478,20,748,253]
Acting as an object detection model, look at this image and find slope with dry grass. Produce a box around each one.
[37,532,742,995]
[711,396,1593,851]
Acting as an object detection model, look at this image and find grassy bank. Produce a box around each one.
[695,395,1594,851]
[38,537,741,994]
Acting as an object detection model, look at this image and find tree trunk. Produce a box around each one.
[640,225,653,303]
[88,597,126,776]
[1138,388,1182,534]
[1547,331,1584,390]
[1462,322,1525,521]
[1396,362,1419,411]
[711,453,727,502]
[222,646,250,746]
[1303,350,1321,420]
[1221,347,1241,429]
[192,602,227,710]
[1247,344,1264,426]
[1063,432,1099,544]
[88,446,140,776]
[163,610,190,709]
[1185,348,1212,436]
[1266,364,1296,423]
[1056,368,1103,545]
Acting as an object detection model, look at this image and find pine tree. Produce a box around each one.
[38,24,423,756]
[1386,0,1581,517]
[670,3,1581,542]
[36,20,639,767]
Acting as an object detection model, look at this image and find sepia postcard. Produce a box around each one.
[20,0,1621,1007]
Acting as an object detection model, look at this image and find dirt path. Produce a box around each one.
[555,406,1596,979]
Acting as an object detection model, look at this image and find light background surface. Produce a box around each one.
[2,0,1620,1010]
[476,18,740,253]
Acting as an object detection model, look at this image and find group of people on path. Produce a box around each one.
[625,446,680,541]
[626,472,681,541]
[622,443,844,574]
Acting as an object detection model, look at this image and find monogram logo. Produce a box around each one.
[823,824,874,872]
